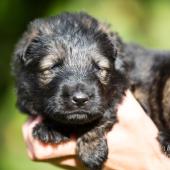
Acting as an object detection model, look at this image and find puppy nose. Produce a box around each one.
[72,92,89,106]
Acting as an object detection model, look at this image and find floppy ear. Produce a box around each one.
[14,24,39,66]
[12,22,41,116]
[98,22,127,73]
[98,22,124,55]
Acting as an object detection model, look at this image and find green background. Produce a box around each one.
[0,0,170,169]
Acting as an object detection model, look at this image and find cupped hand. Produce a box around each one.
[22,91,170,170]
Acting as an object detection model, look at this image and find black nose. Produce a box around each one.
[72,92,89,106]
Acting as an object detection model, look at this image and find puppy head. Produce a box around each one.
[13,12,127,124]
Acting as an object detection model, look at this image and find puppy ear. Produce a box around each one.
[14,25,39,66]
[98,22,124,58]
[98,23,126,73]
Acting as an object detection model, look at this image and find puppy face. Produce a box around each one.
[39,45,111,124]
[13,13,127,124]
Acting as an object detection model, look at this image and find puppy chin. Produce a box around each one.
[49,110,103,125]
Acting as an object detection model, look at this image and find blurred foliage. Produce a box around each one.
[0,0,170,170]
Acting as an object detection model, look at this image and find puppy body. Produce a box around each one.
[12,12,170,169]
[123,44,170,155]
[124,44,170,130]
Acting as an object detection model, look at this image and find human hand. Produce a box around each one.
[22,90,170,170]
[22,116,82,170]
[104,90,170,170]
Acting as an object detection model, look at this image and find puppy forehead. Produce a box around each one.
[39,37,110,70]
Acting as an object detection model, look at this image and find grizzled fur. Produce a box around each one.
[123,44,170,156]
[12,12,170,169]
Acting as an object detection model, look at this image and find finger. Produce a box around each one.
[31,140,77,160]
[44,156,85,170]
[22,116,43,160]
[22,116,42,139]
[23,127,35,160]
[54,156,83,168]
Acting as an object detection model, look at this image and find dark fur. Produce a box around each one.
[12,12,170,169]
[123,44,170,156]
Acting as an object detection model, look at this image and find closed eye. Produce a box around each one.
[50,59,64,70]
[39,59,64,72]
[93,61,101,71]
[92,60,111,72]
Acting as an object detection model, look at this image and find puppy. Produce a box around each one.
[12,12,170,169]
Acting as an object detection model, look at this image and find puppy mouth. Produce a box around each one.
[50,110,102,124]
[66,111,89,119]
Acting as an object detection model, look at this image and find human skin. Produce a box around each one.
[22,91,170,170]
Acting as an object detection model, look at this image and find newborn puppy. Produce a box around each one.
[12,12,128,170]
[12,12,170,169]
